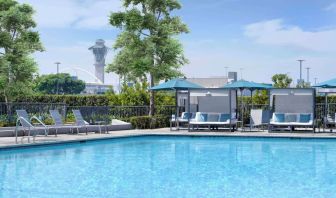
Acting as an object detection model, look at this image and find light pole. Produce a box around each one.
[297,59,305,87]
[224,67,229,78]
[240,68,244,80]
[55,62,61,95]
[306,67,310,84]
[314,78,318,85]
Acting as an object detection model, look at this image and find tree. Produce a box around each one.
[0,0,43,102]
[107,0,189,115]
[272,74,293,88]
[34,73,85,95]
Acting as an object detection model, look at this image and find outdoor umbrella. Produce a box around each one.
[150,78,203,129]
[223,80,272,130]
[313,78,336,130]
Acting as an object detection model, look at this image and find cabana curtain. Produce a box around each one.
[189,89,237,115]
[270,89,315,114]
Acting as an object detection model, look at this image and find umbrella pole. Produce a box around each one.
[241,88,244,131]
[324,93,328,131]
[250,89,253,131]
[175,90,179,130]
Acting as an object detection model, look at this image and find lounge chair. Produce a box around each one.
[188,112,237,132]
[248,109,271,131]
[269,113,315,132]
[15,110,49,143]
[325,113,336,131]
[170,112,195,130]
[72,110,108,134]
[49,110,78,135]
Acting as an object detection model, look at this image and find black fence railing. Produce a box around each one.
[1,102,336,126]
[0,103,182,126]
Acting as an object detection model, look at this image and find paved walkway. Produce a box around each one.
[1,128,336,149]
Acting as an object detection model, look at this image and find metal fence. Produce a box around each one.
[0,103,181,125]
[1,102,336,125]
[237,103,336,124]
[0,102,66,124]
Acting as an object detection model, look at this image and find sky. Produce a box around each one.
[17,0,336,87]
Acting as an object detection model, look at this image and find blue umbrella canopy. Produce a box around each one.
[313,78,336,88]
[223,80,272,90]
[150,78,203,90]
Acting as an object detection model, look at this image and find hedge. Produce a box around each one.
[129,115,170,129]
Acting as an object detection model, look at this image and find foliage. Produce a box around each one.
[13,95,111,106]
[0,0,43,102]
[271,74,292,88]
[6,86,174,107]
[34,73,85,94]
[106,82,174,106]
[252,90,269,105]
[107,0,189,115]
[129,115,169,129]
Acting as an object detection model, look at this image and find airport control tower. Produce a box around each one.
[89,39,108,84]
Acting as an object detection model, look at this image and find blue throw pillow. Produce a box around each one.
[220,114,230,122]
[182,112,192,120]
[300,114,311,123]
[274,113,285,122]
[199,113,208,122]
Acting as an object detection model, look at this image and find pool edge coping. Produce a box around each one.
[2,131,336,150]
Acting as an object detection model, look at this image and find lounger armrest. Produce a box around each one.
[30,116,48,128]
[17,116,34,128]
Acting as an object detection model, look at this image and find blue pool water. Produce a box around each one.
[1,136,336,198]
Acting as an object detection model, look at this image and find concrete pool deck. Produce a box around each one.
[1,128,336,149]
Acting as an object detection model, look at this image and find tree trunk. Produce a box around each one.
[149,73,155,116]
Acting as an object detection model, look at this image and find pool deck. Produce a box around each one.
[1,128,336,149]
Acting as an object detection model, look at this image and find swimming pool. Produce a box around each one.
[1,135,336,197]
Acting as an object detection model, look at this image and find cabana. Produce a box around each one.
[313,78,336,131]
[150,78,203,130]
[268,88,315,132]
[188,88,237,131]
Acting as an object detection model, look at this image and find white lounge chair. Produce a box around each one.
[15,110,49,143]
[170,112,194,130]
[72,110,109,134]
[49,110,79,135]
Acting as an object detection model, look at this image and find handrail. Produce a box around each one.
[30,116,49,136]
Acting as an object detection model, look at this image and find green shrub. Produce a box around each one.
[129,115,169,129]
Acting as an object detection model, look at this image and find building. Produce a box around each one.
[83,83,113,94]
[187,72,238,88]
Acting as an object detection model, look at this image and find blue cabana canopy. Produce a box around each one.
[150,78,203,90]
[313,78,336,88]
[223,80,272,90]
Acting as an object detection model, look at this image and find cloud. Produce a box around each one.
[325,2,336,12]
[244,19,336,52]
[18,0,122,29]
